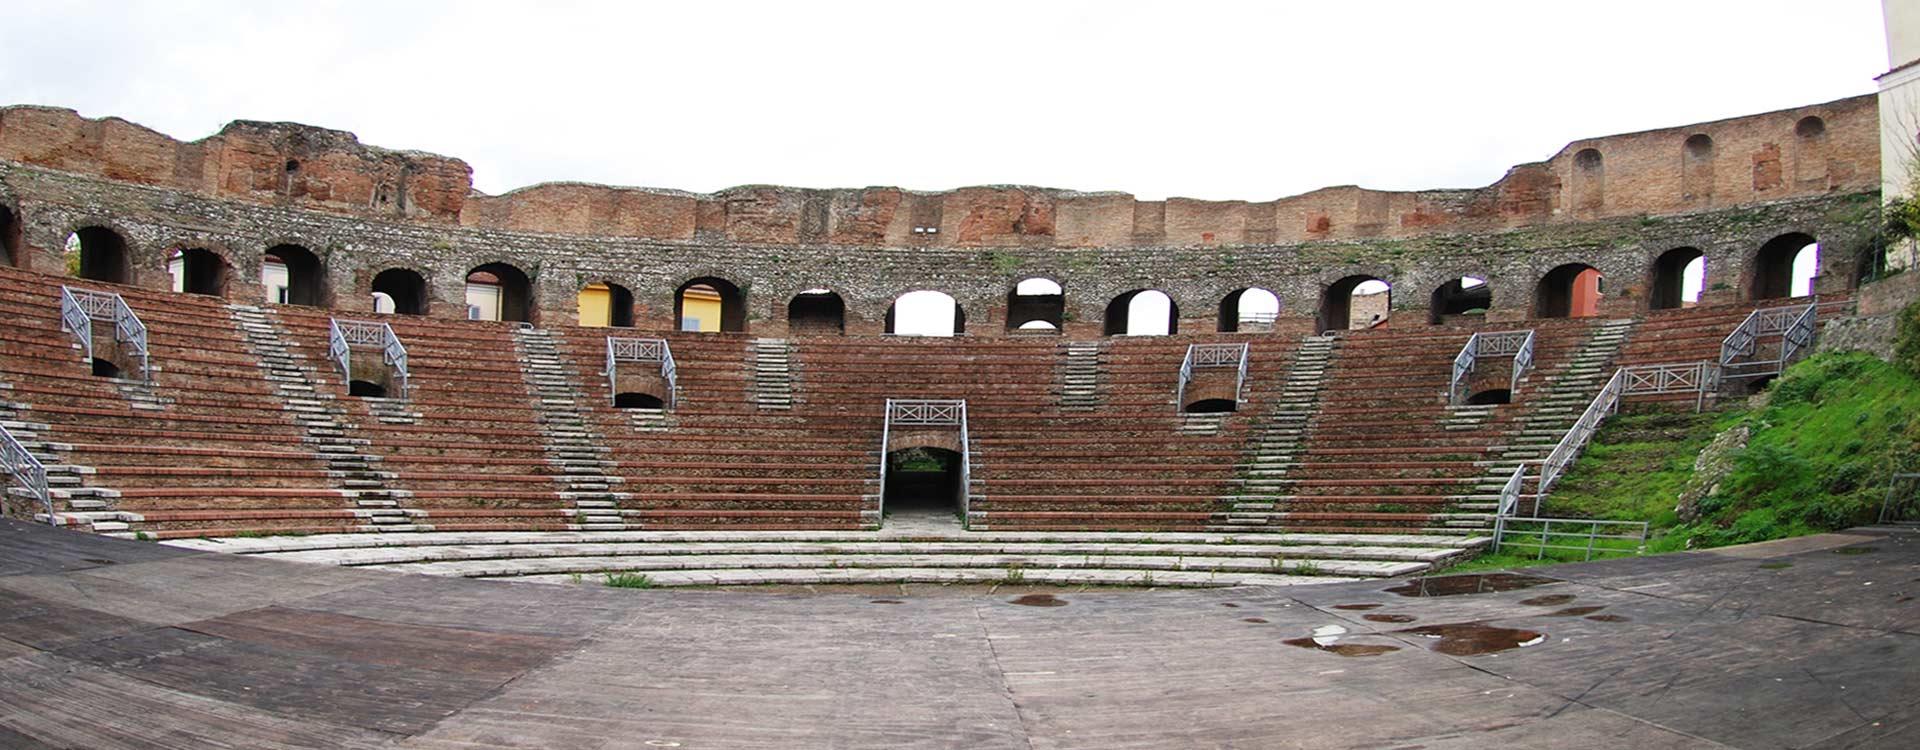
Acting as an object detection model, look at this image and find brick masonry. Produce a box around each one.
[0,95,1886,336]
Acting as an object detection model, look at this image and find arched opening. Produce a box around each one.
[1752,233,1819,300]
[676,277,745,332]
[1217,287,1280,332]
[1535,264,1604,318]
[0,204,20,267]
[1319,276,1390,332]
[787,289,845,335]
[1465,388,1512,406]
[578,283,636,327]
[1572,147,1604,212]
[1428,276,1491,324]
[66,227,132,284]
[886,290,964,336]
[1104,289,1177,336]
[883,447,962,514]
[1650,248,1706,311]
[613,392,666,409]
[90,358,122,378]
[168,248,228,297]
[1794,116,1829,186]
[370,268,428,315]
[263,244,327,306]
[466,263,532,323]
[1006,277,1065,331]
[348,380,388,398]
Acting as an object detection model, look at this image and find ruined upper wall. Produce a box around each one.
[0,95,1879,246]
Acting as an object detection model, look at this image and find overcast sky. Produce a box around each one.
[0,1,1891,201]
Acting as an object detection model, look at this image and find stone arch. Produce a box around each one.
[578,281,635,327]
[676,276,746,333]
[1006,277,1065,331]
[1649,247,1706,311]
[1318,276,1390,332]
[886,290,964,336]
[1535,263,1603,318]
[1217,287,1280,332]
[263,244,329,306]
[466,262,533,323]
[1428,276,1491,324]
[787,289,846,335]
[1682,134,1714,204]
[1751,232,1818,300]
[371,267,429,315]
[169,247,230,297]
[1794,116,1828,186]
[68,226,133,284]
[1104,289,1177,336]
[0,203,20,268]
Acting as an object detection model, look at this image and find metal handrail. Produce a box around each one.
[1779,303,1818,366]
[605,337,677,409]
[1720,302,1815,366]
[1176,342,1250,409]
[1491,516,1649,560]
[0,423,52,524]
[1620,361,1722,412]
[60,286,150,381]
[1451,329,1533,404]
[331,318,409,396]
[1538,368,1626,496]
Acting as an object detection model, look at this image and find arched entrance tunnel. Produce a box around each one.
[883,447,963,516]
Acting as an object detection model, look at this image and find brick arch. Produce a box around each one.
[166,244,234,298]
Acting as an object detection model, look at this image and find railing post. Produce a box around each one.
[0,423,53,524]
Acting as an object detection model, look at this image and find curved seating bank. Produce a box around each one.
[0,94,1901,583]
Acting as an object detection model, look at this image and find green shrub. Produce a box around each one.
[1896,301,1920,378]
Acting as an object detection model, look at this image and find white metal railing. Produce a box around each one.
[1450,329,1534,404]
[605,337,677,409]
[1176,342,1250,409]
[1620,361,1722,412]
[0,423,52,524]
[1491,516,1650,561]
[60,286,150,381]
[1721,301,1817,375]
[1538,368,1626,496]
[329,318,409,396]
[879,399,973,521]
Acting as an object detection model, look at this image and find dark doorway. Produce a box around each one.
[372,268,429,315]
[70,227,132,284]
[1465,389,1512,405]
[1650,248,1706,311]
[677,277,747,332]
[468,263,533,323]
[1752,233,1817,300]
[348,380,388,398]
[883,447,962,514]
[614,392,666,409]
[1319,276,1389,332]
[1429,277,1491,324]
[265,244,328,306]
[787,290,845,334]
[0,204,20,267]
[1535,264,1602,318]
[173,248,227,296]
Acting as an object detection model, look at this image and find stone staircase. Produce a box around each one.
[168,526,1489,588]
[1470,318,1636,518]
[230,304,412,531]
[513,327,629,530]
[752,338,793,410]
[112,377,170,412]
[1059,341,1102,410]
[1214,334,1335,530]
[0,382,114,530]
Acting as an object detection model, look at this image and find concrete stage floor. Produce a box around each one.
[0,519,1915,749]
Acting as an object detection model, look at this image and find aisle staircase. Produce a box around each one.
[514,327,628,530]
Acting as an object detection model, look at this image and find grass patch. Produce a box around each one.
[1542,409,1736,524]
[602,572,656,589]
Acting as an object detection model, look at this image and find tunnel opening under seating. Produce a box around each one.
[1464,388,1512,405]
[68,227,132,285]
[348,380,388,398]
[1007,278,1065,331]
[677,277,746,332]
[614,391,666,409]
[1751,233,1818,300]
[883,447,963,515]
[1650,248,1706,311]
[787,289,846,334]
[1104,289,1177,336]
[371,268,428,315]
[1429,277,1490,324]
[1535,263,1603,318]
[90,358,122,378]
[1319,276,1390,332]
[467,263,533,323]
[169,248,228,297]
[264,244,328,306]
[1184,398,1238,414]
[0,204,20,267]
[1218,287,1280,332]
